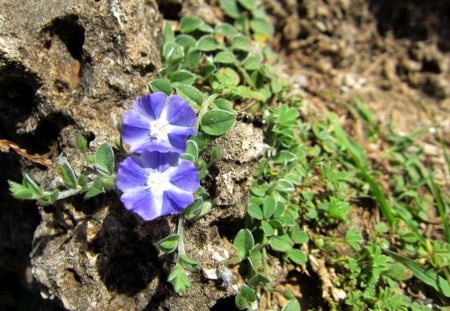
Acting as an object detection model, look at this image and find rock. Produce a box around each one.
[1,1,264,309]
[0,0,162,150]
[211,122,265,217]
[0,0,175,309]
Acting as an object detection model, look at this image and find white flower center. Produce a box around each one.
[149,118,170,140]
[146,171,171,195]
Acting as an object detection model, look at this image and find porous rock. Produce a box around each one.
[1,0,169,310]
[1,1,265,309]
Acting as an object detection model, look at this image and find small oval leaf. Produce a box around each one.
[95,143,114,176]
[201,109,236,136]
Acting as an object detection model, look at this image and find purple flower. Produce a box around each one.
[116,150,200,221]
[122,92,197,154]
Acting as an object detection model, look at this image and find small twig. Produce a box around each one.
[0,139,56,169]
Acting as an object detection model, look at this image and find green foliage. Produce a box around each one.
[156,234,180,254]
[201,109,236,136]
[9,138,117,204]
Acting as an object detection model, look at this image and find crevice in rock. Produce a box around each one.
[43,15,85,62]
[156,0,182,20]
[0,61,42,139]
[18,112,74,155]
[211,296,239,310]
[42,15,93,96]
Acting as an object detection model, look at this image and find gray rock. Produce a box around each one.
[1,1,263,309]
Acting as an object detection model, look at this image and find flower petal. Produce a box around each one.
[133,92,167,121]
[162,188,195,214]
[169,160,200,192]
[140,150,179,172]
[122,129,151,153]
[120,187,162,221]
[168,133,190,153]
[116,156,147,192]
[166,95,197,127]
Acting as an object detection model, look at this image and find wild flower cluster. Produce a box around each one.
[116,92,200,221]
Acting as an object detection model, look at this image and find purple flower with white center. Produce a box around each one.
[116,150,200,221]
[122,92,197,154]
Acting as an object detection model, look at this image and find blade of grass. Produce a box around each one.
[328,112,396,226]
[385,250,450,298]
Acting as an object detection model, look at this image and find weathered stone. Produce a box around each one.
[0,0,170,309]
[0,1,265,309]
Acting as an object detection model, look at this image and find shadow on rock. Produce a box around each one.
[89,211,162,296]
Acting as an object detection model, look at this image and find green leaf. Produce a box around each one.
[59,162,78,189]
[247,203,263,220]
[345,227,364,251]
[282,299,301,311]
[78,175,88,189]
[101,176,115,191]
[213,51,236,64]
[162,42,184,62]
[290,227,309,244]
[201,109,236,136]
[247,273,270,287]
[273,150,298,164]
[233,86,264,100]
[196,35,221,51]
[175,34,197,50]
[149,78,172,95]
[250,17,274,38]
[273,179,295,193]
[287,249,307,265]
[198,23,213,33]
[242,54,261,70]
[8,180,36,200]
[95,143,114,176]
[234,229,254,260]
[75,133,87,153]
[231,35,251,51]
[184,140,199,160]
[183,199,212,221]
[238,0,257,10]
[213,98,234,112]
[215,23,238,37]
[263,196,276,219]
[179,254,198,270]
[84,177,105,198]
[40,189,60,205]
[191,132,209,153]
[235,284,256,310]
[162,22,175,43]
[386,250,450,297]
[269,235,293,253]
[156,234,179,254]
[180,16,203,33]
[251,180,268,196]
[212,68,240,89]
[175,84,203,107]
[185,50,202,69]
[168,264,190,293]
[24,174,43,195]
[328,197,351,221]
[219,0,241,18]
[168,70,195,84]
[261,220,274,236]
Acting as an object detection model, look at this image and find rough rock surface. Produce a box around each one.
[0,1,265,309]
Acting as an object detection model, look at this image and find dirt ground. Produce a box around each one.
[267,0,449,176]
[264,0,450,308]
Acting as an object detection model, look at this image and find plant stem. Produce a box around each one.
[177,215,186,256]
